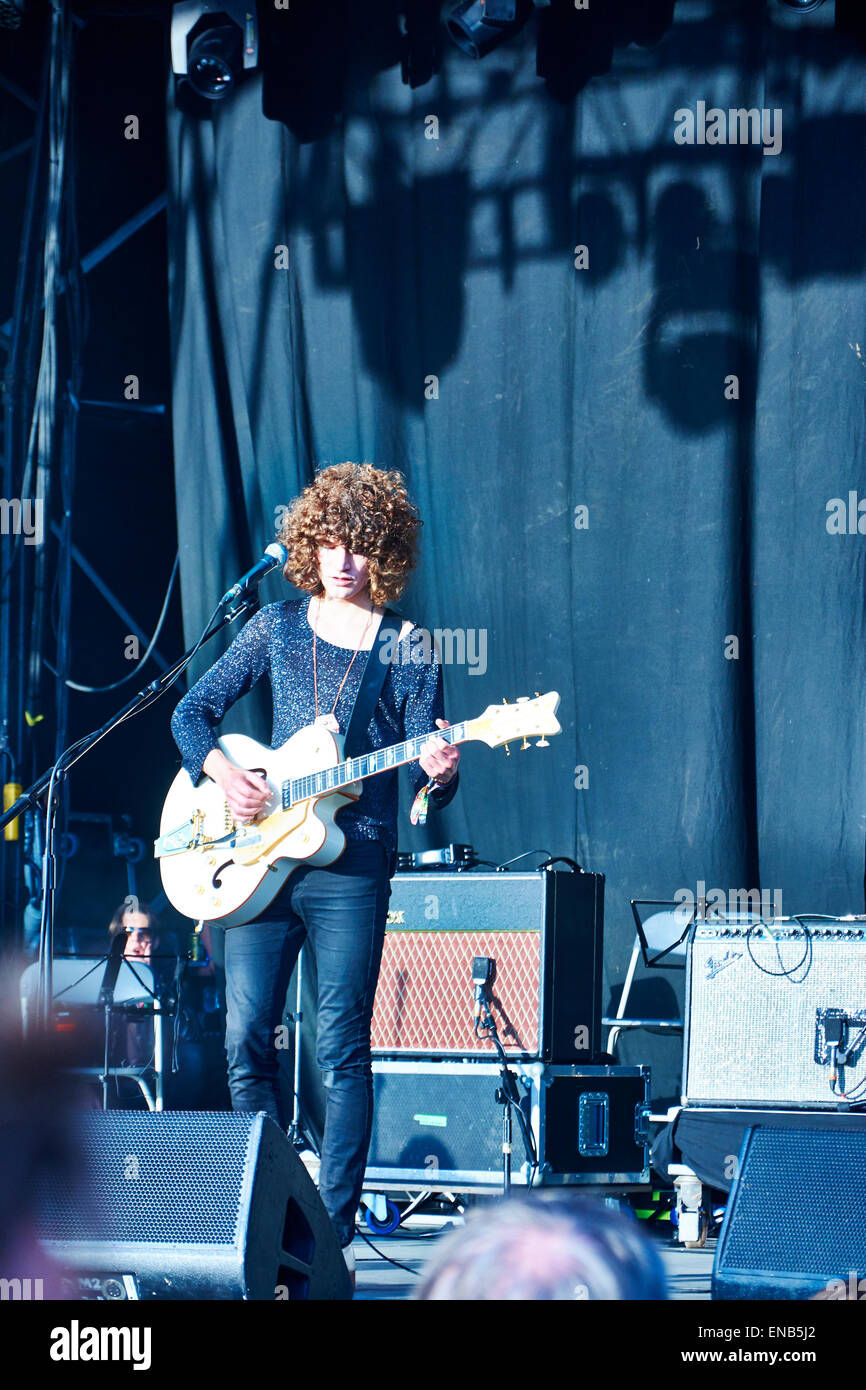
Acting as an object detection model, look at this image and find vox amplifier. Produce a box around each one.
[370,869,604,1061]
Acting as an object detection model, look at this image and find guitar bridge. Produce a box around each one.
[154,818,200,858]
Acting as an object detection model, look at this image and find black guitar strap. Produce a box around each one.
[343,608,404,758]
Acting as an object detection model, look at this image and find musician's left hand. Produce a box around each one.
[419,718,460,787]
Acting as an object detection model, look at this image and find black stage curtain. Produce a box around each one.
[166,3,866,1105]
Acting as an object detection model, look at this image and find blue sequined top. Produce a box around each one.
[169,595,458,869]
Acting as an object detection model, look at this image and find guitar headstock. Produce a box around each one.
[465,692,561,749]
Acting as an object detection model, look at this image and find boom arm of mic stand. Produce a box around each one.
[18,595,258,1028]
[0,596,257,833]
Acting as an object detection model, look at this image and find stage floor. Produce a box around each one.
[351,1227,715,1301]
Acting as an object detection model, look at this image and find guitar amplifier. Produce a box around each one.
[370,870,604,1061]
[365,1061,650,1191]
[683,920,866,1107]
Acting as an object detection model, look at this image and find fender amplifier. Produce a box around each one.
[683,920,866,1107]
[370,869,604,1061]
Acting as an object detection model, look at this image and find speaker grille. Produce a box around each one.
[722,1128,866,1277]
[686,930,866,1104]
[371,928,540,1054]
[35,1111,256,1246]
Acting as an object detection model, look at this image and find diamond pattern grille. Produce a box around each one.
[371,930,541,1054]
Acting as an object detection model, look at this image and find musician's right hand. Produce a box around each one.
[202,750,271,822]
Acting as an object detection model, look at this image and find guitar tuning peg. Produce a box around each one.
[503,742,511,756]
[534,691,541,698]
[521,737,530,750]
[536,736,550,748]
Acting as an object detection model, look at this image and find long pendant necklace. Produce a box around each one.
[311,595,374,733]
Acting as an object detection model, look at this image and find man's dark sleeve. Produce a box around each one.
[170,605,274,784]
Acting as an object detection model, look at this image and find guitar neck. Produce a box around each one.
[283,721,468,806]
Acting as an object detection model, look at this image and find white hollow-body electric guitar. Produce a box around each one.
[156,692,561,927]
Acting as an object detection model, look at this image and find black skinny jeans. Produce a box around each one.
[223,840,390,1248]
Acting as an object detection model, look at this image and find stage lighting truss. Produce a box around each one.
[170,0,258,101]
[0,0,25,30]
[446,0,539,59]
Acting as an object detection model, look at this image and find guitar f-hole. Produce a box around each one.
[212,861,233,888]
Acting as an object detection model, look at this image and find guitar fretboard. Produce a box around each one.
[281,721,467,808]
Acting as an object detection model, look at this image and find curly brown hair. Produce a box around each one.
[279,462,422,606]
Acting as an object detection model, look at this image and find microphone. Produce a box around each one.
[473,982,485,1019]
[220,543,288,605]
[472,955,494,1021]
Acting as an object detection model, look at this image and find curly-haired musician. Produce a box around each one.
[170,463,460,1268]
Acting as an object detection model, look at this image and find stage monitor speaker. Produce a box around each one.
[371,869,604,1060]
[712,1121,866,1299]
[34,1111,352,1300]
[683,921,866,1107]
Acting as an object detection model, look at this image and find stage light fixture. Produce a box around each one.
[0,0,25,29]
[170,0,258,101]
[446,0,533,59]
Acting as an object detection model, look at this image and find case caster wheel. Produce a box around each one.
[364,1199,402,1235]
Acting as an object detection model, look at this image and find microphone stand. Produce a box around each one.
[98,931,128,1110]
[0,592,259,1029]
[164,949,189,1075]
[476,989,531,1196]
[286,949,319,1156]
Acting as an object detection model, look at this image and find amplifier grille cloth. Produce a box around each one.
[687,936,866,1103]
[371,930,540,1054]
